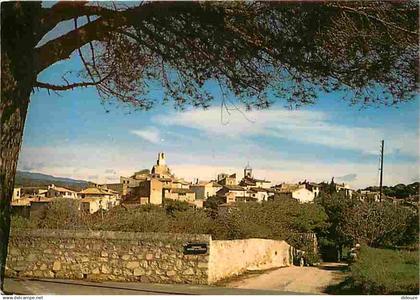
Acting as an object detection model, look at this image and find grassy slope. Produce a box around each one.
[350,247,419,295]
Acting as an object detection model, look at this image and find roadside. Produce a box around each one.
[3,277,302,295]
[224,262,349,295]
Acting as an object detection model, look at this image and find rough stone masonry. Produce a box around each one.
[6,229,210,284]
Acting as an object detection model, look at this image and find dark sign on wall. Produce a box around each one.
[183,243,208,255]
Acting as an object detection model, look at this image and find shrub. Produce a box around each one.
[342,201,418,248]
[10,215,38,231]
[170,209,213,234]
[40,198,82,230]
[350,247,419,294]
[163,199,191,216]
[90,206,170,232]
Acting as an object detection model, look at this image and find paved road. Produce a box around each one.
[225,263,348,294]
[3,277,302,295]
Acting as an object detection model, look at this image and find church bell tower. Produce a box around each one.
[244,162,252,178]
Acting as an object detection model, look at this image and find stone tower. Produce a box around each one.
[157,152,166,166]
[244,163,252,178]
[151,152,171,178]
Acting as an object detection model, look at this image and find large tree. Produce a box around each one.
[0,0,418,289]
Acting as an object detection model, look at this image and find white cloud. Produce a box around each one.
[131,127,162,144]
[155,107,418,157]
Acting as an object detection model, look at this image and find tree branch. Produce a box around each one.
[329,3,417,36]
[35,1,199,74]
[35,80,102,91]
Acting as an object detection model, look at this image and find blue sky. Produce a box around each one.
[18,13,419,189]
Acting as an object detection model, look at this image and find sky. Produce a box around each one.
[17,12,419,190]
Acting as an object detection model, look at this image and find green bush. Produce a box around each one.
[350,247,419,294]
[170,209,212,234]
[10,215,38,231]
[89,206,170,232]
[10,198,326,256]
[163,199,191,216]
[40,198,82,230]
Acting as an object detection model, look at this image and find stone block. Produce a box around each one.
[113,268,122,276]
[133,268,145,276]
[198,262,208,269]
[101,251,108,257]
[184,268,195,275]
[39,264,47,271]
[101,264,111,274]
[123,269,133,276]
[26,253,37,262]
[145,253,154,260]
[126,261,139,269]
[81,257,89,263]
[33,270,44,277]
[9,248,20,256]
[52,261,61,272]
[121,255,130,261]
[166,270,176,277]
[22,271,33,277]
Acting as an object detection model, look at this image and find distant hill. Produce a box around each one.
[363,182,419,199]
[15,170,93,191]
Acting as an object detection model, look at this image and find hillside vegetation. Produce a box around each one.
[350,247,419,295]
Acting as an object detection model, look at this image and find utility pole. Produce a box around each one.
[379,140,384,202]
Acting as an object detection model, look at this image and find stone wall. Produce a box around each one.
[6,229,210,284]
[208,239,294,284]
[6,230,295,285]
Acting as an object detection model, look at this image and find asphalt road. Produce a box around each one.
[3,277,302,295]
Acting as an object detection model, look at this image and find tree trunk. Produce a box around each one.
[1,2,40,291]
[0,57,32,292]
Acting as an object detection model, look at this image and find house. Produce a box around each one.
[78,187,120,209]
[120,153,194,206]
[126,178,164,205]
[290,187,315,203]
[217,173,237,186]
[335,183,353,197]
[46,184,78,198]
[304,182,321,197]
[12,187,21,201]
[20,187,48,198]
[80,198,106,214]
[248,187,269,202]
[216,185,249,203]
[190,181,222,200]
[164,188,196,202]
[97,183,123,199]
[274,184,315,203]
[359,190,380,202]
[239,164,271,189]
[171,179,191,189]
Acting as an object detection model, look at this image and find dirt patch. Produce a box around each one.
[213,266,286,287]
[225,263,349,294]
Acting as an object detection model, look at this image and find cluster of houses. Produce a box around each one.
[11,183,121,217]
[12,152,383,218]
[119,153,324,208]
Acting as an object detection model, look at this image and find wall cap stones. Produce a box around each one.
[10,229,211,243]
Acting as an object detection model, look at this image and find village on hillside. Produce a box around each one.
[11,152,409,218]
